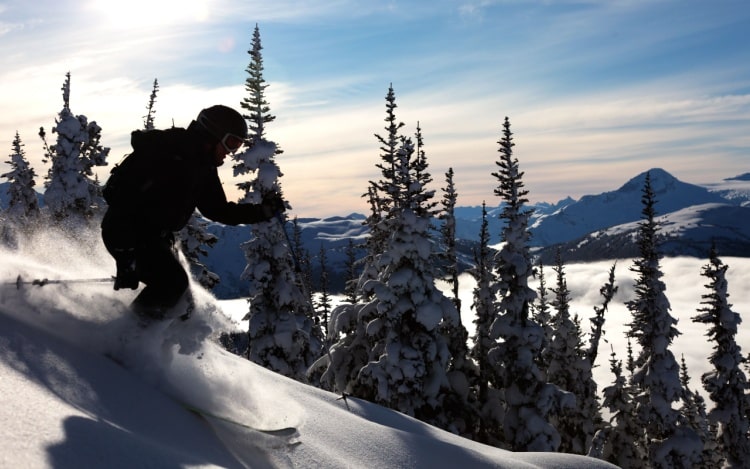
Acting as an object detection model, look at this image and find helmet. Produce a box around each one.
[196,105,248,152]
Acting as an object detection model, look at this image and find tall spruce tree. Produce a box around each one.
[488,117,569,451]
[356,127,461,427]
[234,24,321,381]
[41,72,109,225]
[626,172,701,467]
[2,132,40,234]
[322,88,404,395]
[692,246,750,468]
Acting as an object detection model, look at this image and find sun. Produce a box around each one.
[89,0,211,28]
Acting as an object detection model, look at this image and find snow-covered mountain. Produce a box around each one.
[529,168,732,247]
[535,202,750,263]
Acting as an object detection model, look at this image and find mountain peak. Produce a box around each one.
[618,168,678,193]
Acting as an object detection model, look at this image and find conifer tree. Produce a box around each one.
[315,244,332,335]
[41,72,109,225]
[240,24,276,146]
[589,347,647,468]
[469,202,502,444]
[322,88,404,395]
[579,263,617,453]
[547,250,596,454]
[234,25,321,381]
[356,128,461,426]
[439,167,460,311]
[588,263,617,368]
[343,238,359,304]
[488,117,569,451]
[2,132,40,235]
[678,356,715,468]
[533,261,553,372]
[144,78,159,131]
[292,216,313,300]
[692,246,750,468]
[626,172,701,467]
[327,88,464,433]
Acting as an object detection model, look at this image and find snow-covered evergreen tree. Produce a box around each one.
[626,172,701,467]
[692,247,750,468]
[590,347,647,468]
[469,202,503,444]
[356,129,461,426]
[488,117,570,451]
[547,250,597,454]
[678,356,715,468]
[41,72,109,225]
[2,132,40,235]
[327,88,465,434]
[322,88,404,396]
[234,25,321,381]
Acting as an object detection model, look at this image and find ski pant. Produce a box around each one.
[101,210,188,313]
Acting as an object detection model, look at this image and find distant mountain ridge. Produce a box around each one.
[529,168,730,247]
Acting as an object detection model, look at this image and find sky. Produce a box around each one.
[1,0,749,218]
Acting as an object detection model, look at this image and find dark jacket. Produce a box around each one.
[102,125,268,245]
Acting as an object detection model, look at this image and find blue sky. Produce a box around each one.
[1,0,749,217]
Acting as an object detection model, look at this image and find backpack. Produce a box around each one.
[102,151,155,208]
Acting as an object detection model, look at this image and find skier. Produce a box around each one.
[101,104,285,320]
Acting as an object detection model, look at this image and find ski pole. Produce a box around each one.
[7,275,115,290]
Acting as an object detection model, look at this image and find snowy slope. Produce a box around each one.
[0,233,617,469]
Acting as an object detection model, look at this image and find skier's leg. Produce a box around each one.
[131,238,189,318]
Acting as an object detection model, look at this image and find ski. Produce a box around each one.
[103,353,297,438]
[181,402,298,437]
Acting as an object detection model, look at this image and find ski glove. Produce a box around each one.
[260,192,286,219]
[113,247,139,290]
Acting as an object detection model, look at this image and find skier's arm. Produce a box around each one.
[196,172,281,225]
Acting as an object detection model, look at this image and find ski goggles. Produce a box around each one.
[221,133,244,153]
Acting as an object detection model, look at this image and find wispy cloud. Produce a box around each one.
[1,0,748,217]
